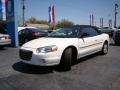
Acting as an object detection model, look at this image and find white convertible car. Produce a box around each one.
[19,25,109,70]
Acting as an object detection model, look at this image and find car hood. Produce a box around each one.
[22,37,76,49]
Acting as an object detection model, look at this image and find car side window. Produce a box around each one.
[22,29,26,34]
[25,29,30,34]
[71,28,79,37]
[19,29,25,35]
[81,27,98,38]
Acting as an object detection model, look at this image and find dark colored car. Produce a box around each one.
[18,28,48,45]
[99,27,114,37]
[113,30,120,45]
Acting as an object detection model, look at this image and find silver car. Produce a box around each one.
[0,33,11,48]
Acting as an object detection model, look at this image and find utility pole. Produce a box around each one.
[22,0,26,26]
[114,3,118,28]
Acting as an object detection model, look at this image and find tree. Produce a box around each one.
[37,20,49,25]
[27,17,37,24]
[27,17,49,25]
[56,19,74,28]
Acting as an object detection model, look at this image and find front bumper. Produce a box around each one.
[19,47,61,66]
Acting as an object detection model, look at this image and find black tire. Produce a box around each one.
[59,48,72,71]
[101,42,108,55]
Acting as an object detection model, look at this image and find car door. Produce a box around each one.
[78,27,102,58]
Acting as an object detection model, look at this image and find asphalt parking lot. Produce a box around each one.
[0,41,120,90]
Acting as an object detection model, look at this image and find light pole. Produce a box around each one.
[22,0,26,26]
[114,3,118,28]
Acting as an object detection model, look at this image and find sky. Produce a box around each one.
[18,0,120,27]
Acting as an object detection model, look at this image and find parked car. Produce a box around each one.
[19,25,109,70]
[18,28,48,45]
[0,33,11,48]
[99,27,114,37]
[18,26,37,32]
[113,30,120,45]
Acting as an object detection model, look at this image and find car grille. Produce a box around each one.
[19,49,33,61]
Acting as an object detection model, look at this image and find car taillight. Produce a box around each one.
[32,32,40,38]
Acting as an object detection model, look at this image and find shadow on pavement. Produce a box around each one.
[12,53,103,74]
[72,53,100,66]
[12,61,54,74]
[0,47,7,50]
[12,61,70,74]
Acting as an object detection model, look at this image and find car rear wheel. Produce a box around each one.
[101,42,108,55]
[59,48,72,71]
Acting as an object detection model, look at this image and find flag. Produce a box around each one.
[101,17,104,28]
[90,15,92,25]
[48,5,52,23]
[92,14,94,26]
[109,19,112,28]
[52,3,55,27]
[48,1,55,29]
[0,0,2,20]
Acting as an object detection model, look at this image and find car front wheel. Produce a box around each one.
[59,48,72,71]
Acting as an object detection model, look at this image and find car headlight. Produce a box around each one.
[36,45,58,53]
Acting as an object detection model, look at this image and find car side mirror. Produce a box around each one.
[81,33,89,38]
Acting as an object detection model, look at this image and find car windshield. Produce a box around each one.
[48,28,78,38]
